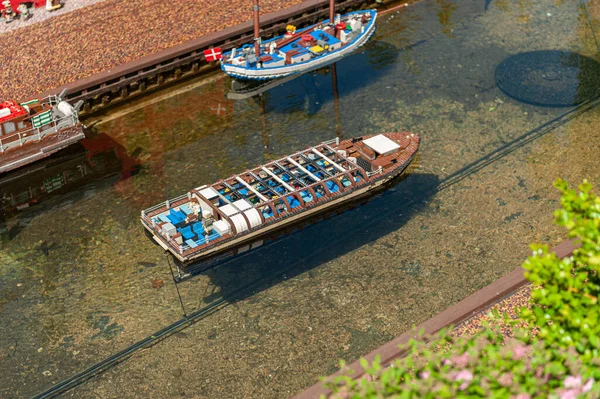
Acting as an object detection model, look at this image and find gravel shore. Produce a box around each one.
[451,284,532,338]
[0,0,107,34]
[0,0,303,101]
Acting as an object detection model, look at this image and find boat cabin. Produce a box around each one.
[0,99,50,139]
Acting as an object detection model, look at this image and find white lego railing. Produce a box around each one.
[0,94,81,154]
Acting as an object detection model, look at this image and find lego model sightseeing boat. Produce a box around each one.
[0,93,85,174]
[217,0,376,80]
[141,132,420,264]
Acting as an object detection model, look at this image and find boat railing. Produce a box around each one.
[367,166,383,177]
[0,112,79,154]
[321,137,340,146]
[142,193,191,220]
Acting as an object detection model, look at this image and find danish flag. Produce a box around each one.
[203,47,223,62]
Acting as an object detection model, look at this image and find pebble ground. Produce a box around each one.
[451,284,532,338]
[0,0,302,101]
[0,0,107,35]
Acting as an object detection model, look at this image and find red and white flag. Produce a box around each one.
[204,48,223,62]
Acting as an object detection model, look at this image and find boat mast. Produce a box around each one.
[330,0,335,24]
[253,0,261,57]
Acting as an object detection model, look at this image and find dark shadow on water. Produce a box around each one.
[176,170,438,307]
[0,132,140,241]
[226,39,420,115]
[495,50,600,107]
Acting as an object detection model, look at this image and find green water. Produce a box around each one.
[1,0,599,397]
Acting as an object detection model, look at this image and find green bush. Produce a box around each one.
[324,179,600,398]
[522,179,600,358]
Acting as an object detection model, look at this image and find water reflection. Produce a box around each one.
[226,40,400,115]
[0,132,139,240]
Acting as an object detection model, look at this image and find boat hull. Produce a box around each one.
[220,10,377,81]
[143,149,417,265]
[0,124,86,175]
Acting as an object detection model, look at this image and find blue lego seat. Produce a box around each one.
[300,190,314,203]
[282,173,291,182]
[307,165,317,172]
[186,239,198,249]
[167,209,186,225]
[192,222,205,236]
[262,208,274,219]
[287,196,301,209]
[180,204,193,215]
[326,181,339,193]
[179,225,197,241]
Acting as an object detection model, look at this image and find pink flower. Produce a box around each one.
[512,343,531,360]
[513,394,531,399]
[564,375,582,389]
[558,389,579,399]
[419,371,430,380]
[498,373,513,387]
[558,376,594,398]
[453,370,473,382]
[451,352,470,368]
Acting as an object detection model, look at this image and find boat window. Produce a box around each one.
[286,194,302,209]
[247,195,260,205]
[325,179,341,193]
[313,184,327,199]
[17,121,26,130]
[301,176,315,185]
[352,171,365,182]
[339,176,352,188]
[300,190,314,203]
[260,205,274,219]
[3,122,16,135]
[274,199,287,215]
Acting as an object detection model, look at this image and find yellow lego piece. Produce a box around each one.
[310,45,325,54]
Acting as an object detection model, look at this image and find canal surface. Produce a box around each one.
[1,0,600,397]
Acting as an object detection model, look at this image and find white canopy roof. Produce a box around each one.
[198,186,219,200]
[232,199,252,211]
[363,134,400,156]
[218,204,238,216]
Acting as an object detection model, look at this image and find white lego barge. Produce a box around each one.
[141,132,420,264]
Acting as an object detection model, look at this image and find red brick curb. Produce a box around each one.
[292,239,578,399]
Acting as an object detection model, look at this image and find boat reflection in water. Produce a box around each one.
[225,40,401,116]
[0,131,140,239]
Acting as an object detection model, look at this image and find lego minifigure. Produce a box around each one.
[17,3,32,20]
[201,210,214,239]
[2,0,16,23]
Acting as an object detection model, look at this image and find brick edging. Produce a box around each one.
[292,239,578,399]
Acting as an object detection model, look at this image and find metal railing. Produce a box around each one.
[0,96,79,153]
